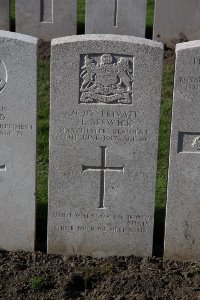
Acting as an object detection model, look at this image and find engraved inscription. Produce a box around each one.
[193,57,200,65]
[0,60,7,93]
[82,146,124,209]
[60,108,149,144]
[54,225,148,233]
[114,0,118,27]
[192,136,200,150]
[40,0,53,23]
[80,54,134,104]
[0,164,6,171]
[0,106,33,137]
[52,212,153,234]
[178,132,200,153]
[179,76,200,91]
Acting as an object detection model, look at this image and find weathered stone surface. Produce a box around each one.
[48,35,163,257]
[0,31,37,251]
[153,0,200,46]
[48,35,163,258]
[0,0,9,30]
[16,0,77,41]
[85,0,147,37]
[165,41,200,261]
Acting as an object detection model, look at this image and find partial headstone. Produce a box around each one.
[0,31,37,251]
[48,35,163,257]
[16,0,77,41]
[165,41,200,261]
[153,0,200,47]
[0,0,9,30]
[85,0,147,37]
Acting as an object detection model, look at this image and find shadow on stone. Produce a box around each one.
[35,201,48,252]
[153,207,166,257]
[78,21,85,35]
[146,25,153,40]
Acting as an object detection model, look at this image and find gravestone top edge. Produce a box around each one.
[176,40,200,52]
[0,30,38,44]
[51,34,163,49]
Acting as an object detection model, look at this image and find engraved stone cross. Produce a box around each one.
[114,0,119,27]
[40,0,53,23]
[82,146,124,209]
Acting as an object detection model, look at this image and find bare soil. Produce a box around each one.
[38,40,51,60]
[0,249,200,300]
[163,35,188,65]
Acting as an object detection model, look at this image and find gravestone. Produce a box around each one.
[165,41,200,261]
[0,31,37,251]
[0,0,9,30]
[16,0,77,41]
[85,0,147,37]
[48,35,163,257]
[153,0,200,46]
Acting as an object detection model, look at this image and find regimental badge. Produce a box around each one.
[0,60,7,93]
[79,54,134,105]
[192,136,200,150]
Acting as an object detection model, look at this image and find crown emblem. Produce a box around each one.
[80,54,134,105]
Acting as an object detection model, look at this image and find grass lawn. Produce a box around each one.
[10,0,173,253]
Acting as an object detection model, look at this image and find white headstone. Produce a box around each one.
[153,0,200,46]
[165,41,200,261]
[0,0,9,30]
[16,0,77,41]
[48,35,163,258]
[0,31,37,251]
[85,0,147,37]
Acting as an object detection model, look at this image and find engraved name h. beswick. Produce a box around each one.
[80,54,133,104]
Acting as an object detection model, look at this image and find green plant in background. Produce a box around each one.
[37,61,50,205]
[156,64,174,209]
[154,64,174,254]
[36,61,50,250]
[28,276,46,290]
[10,0,15,31]
[146,0,155,38]
[78,0,85,34]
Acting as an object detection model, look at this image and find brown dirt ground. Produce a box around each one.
[2,39,196,300]
[38,40,51,60]
[163,34,188,65]
[0,249,200,300]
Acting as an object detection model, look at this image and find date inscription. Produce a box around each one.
[60,108,149,144]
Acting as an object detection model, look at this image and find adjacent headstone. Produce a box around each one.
[153,0,200,46]
[0,0,9,30]
[85,0,147,37]
[0,31,37,251]
[16,0,77,41]
[165,41,200,261]
[48,35,163,257]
